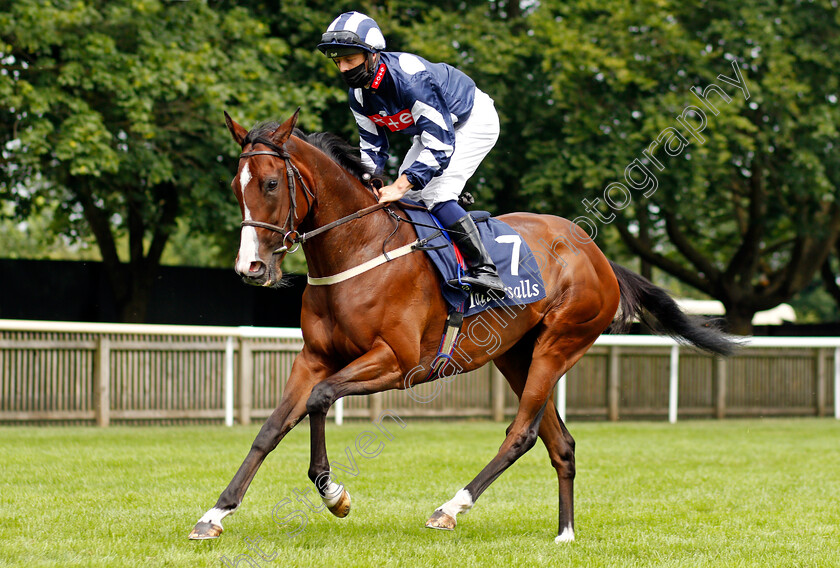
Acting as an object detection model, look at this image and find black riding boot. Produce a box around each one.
[446,215,506,294]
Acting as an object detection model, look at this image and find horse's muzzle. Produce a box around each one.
[236,258,283,288]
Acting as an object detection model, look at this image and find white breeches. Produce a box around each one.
[402,88,500,208]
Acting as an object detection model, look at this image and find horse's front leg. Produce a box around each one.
[305,343,403,519]
[306,410,352,518]
[189,349,329,540]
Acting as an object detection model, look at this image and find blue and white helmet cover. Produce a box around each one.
[318,11,386,55]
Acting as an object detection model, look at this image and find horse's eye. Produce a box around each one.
[266,179,279,191]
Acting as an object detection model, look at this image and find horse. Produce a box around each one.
[189,109,735,543]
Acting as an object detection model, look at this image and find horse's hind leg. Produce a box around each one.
[495,346,577,542]
[426,327,590,541]
[540,404,576,542]
[424,351,557,526]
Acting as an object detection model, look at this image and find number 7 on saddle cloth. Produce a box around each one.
[402,201,547,318]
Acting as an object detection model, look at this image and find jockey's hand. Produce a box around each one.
[377,174,413,203]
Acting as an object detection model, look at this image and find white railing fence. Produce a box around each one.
[555,335,840,423]
[1,319,838,425]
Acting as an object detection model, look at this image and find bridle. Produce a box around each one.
[238,146,390,254]
[238,147,315,254]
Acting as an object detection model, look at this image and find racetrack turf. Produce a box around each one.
[1,418,839,567]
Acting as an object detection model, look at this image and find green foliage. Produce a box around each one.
[0,0,327,318]
[473,0,839,330]
[0,204,102,260]
[2,1,839,324]
[395,1,840,329]
[788,273,840,323]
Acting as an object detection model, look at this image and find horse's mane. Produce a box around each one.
[244,121,370,182]
[298,130,371,181]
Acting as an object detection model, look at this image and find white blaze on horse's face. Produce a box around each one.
[235,162,261,275]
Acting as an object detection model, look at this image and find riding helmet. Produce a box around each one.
[317,11,386,58]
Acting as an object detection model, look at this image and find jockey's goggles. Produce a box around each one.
[317,31,378,57]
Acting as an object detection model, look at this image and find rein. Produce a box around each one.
[299,202,390,242]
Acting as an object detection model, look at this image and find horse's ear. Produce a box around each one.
[269,108,301,146]
[224,111,248,147]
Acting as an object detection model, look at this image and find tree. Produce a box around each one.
[395,1,644,275]
[4,0,837,332]
[0,0,317,321]
[513,0,840,334]
[391,1,536,214]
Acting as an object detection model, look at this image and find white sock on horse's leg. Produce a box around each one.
[192,506,236,537]
[321,480,344,508]
[200,507,234,525]
[438,488,474,519]
[555,525,575,543]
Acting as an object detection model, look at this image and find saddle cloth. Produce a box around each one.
[402,201,547,317]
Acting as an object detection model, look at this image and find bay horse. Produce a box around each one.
[189,110,735,543]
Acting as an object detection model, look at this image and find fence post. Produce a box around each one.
[93,337,110,427]
[491,363,506,422]
[238,339,253,426]
[369,391,383,421]
[834,346,840,420]
[668,345,680,424]
[224,337,234,427]
[557,373,567,423]
[334,399,344,425]
[607,346,620,422]
[816,348,827,417]
[713,356,727,419]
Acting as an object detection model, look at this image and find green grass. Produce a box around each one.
[1,419,839,567]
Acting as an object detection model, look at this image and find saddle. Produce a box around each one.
[398,200,546,317]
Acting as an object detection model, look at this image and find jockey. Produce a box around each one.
[317,11,505,294]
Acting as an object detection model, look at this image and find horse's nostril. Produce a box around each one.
[237,260,266,279]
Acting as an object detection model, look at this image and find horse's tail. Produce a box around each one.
[608,261,738,356]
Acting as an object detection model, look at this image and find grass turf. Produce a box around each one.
[1,418,839,567]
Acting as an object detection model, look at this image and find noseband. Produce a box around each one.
[238,147,391,252]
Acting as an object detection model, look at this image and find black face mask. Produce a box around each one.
[341,60,375,89]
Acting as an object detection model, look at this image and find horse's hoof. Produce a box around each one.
[327,489,351,518]
[425,509,456,531]
[189,521,223,540]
